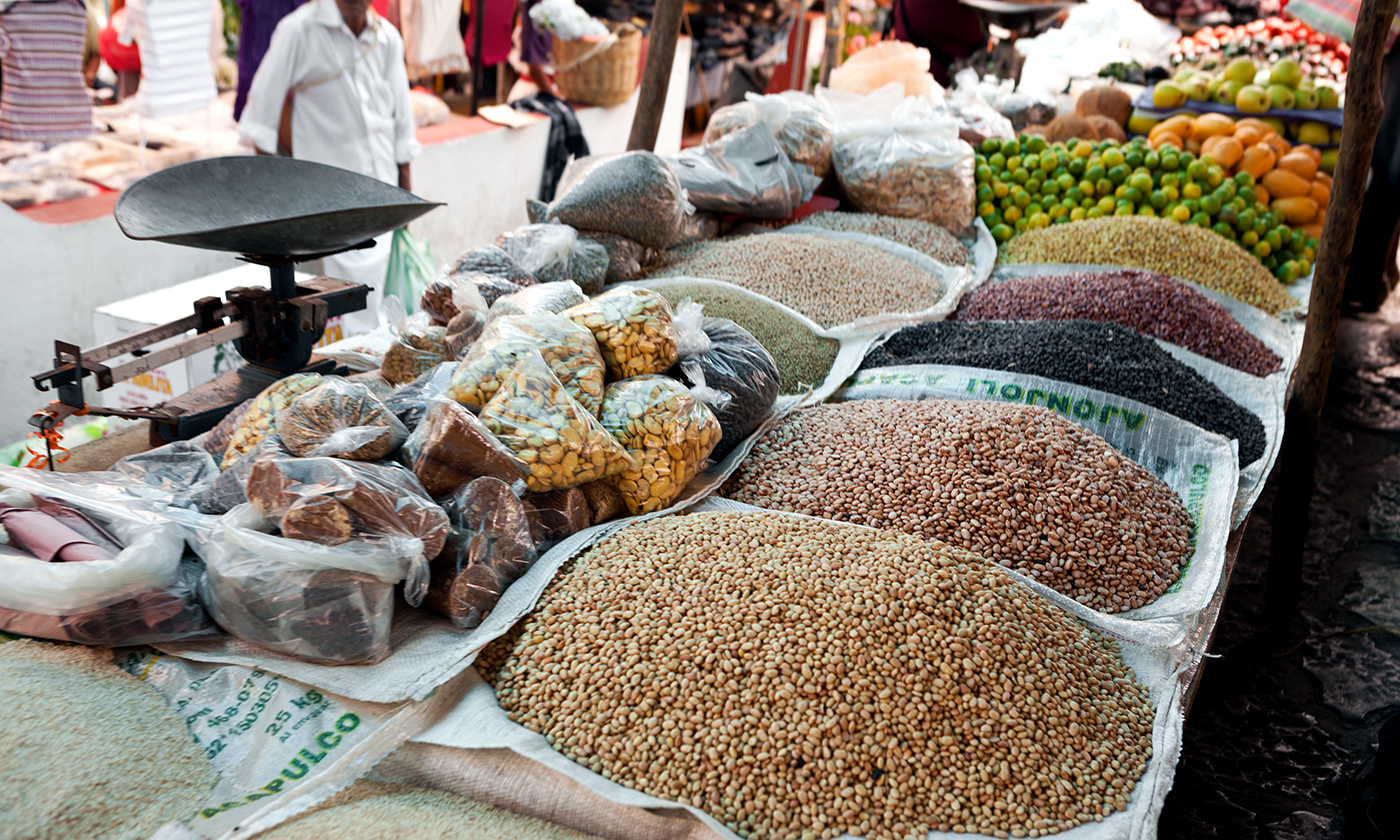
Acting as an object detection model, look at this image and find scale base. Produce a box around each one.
[146,358,342,447]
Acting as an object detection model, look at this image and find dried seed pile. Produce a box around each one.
[721,400,1194,613]
[863,320,1268,466]
[478,512,1155,840]
[0,639,218,840]
[254,779,608,840]
[648,233,944,328]
[998,216,1298,315]
[953,270,1282,377]
[792,211,969,266]
[653,281,840,396]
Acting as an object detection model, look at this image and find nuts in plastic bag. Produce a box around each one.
[202,398,253,463]
[200,504,426,664]
[384,362,457,432]
[446,313,605,415]
[478,350,635,492]
[498,223,609,290]
[563,287,679,380]
[599,375,721,513]
[831,96,975,233]
[276,378,409,461]
[402,397,529,498]
[450,245,539,288]
[704,91,835,178]
[521,486,591,551]
[668,302,779,459]
[424,477,536,629]
[420,272,491,329]
[579,231,653,286]
[221,374,324,469]
[487,280,587,322]
[345,370,397,401]
[382,309,453,386]
[246,457,450,561]
[537,151,694,251]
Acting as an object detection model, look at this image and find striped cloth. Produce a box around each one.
[122,0,217,119]
[1284,0,1400,49]
[0,0,94,142]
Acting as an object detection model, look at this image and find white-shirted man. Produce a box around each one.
[238,0,419,335]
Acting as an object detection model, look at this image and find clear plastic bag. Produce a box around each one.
[384,362,458,432]
[828,41,941,100]
[831,95,975,233]
[201,398,253,464]
[446,313,606,415]
[200,505,424,665]
[421,273,491,328]
[346,369,397,400]
[112,441,221,509]
[197,435,293,516]
[314,323,398,372]
[487,280,588,322]
[478,350,635,493]
[246,457,450,563]
[424,477,537,629]
[563,287,679,380]
[539,152,694,251]
[676,210,720,246]
[520,487,591,551]
[668,302,780,459]
[402,397,529,498]
[669,123,820,219]
[579,231,652,286]
[221,374,325,469]
[451,245,539,289]
[704,91,835,178]
[948,68,1016,140]
[0,487,217,646]
[598,375,721,514]
[497,224,609,290]
[379,295,453,386]
[276,378,409,461]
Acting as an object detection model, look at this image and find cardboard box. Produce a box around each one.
[92,265,348,411]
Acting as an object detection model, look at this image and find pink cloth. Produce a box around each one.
[0,504,114,563]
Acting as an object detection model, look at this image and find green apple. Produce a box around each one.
[1215,80,1245,106]
[1153,81,1187,109]
[1127,109,1161,135]
[1317,83,1341,110]
[1208,76,1225,97]
[1269,59,1304,88]
[1262,116,1288,135]
[1295,86,1320,109]
[1331,127,1344,143]
[1321,148,1337,173]
[1184,77,1212,101]
[1175,67,1197,82]
[1267,84,1296,109]
[1224,58,1258,84]
[1235,85,1271,114]
[1297,120,1331,144]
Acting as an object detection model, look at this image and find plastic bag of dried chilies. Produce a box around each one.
[667,122,821,219]
[275,378,409,461]
[245,457,450,560]
[533,151,695,250]
[423,477,537,629]
[478,350,635,493]
[497,223,609,292]
[830,91,976,233]
[199,504,429,665]
[381,298,454,386]
[704,90,835,178]
[598,375,722,513]
[562,287,680,380]
[400,397,530,498]
[0,486,218,646]
[447,313,606,415]
[666,301,779,459]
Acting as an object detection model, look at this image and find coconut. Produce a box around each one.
[1086,114,1127,142]
[1076,86,1133,127]
[1045,114,1099,143]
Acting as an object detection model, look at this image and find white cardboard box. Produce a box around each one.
[92,264,347,411]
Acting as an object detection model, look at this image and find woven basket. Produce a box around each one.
[552,24,641,108]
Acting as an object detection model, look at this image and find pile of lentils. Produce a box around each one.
[954,270,1283,378]
[721,400,1195,613]
[997,216,1298,315]
[862,320,1267,466]
[647,233,944,328]
[653,280,840,396]
[788,211,969,266]
[478,511,1156,840]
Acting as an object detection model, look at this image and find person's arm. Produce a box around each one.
[386,31,422,182]
[527,63,556,97]
[398,162,411,191]
[238,18,302,155]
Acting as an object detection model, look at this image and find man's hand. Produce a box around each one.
[398,163,412,192]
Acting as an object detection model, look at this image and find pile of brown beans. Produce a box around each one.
[953,270,1282,377]
[721,400,1194,613]
[479,511,1155,840]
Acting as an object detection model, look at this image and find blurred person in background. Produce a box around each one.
[0,0,94,140]
[234,0,304,119]
[883,0,984,87]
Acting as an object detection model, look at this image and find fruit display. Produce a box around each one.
[1171,17,1349,83]
[1144,56,1341,141]
[973,128,1320,284]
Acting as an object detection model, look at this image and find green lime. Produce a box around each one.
[1144,150,1161,170]
[1102,148,1126,168]
[1023,155,1040,172]
[1129,173,1154,193]
[1171,205,1192,222]
[1241,230,1259,247]
[1161,154,1180,172]
[1041,180,1061,196]
[982,138,1002,154]
[1026,178,1043,194]
[1212,222,1235,239]
[1254,240,1272,258]
[1183,199,1200,214]
[1001,139,1021,156]
[989,153,1007,169]
[1014,191,1031,208]
[1277,261,1300,283]
[1015,217,1029,232]
[1026,136,1047,154]
[1187,160,1208,181]
[1087,207,1105,219]
[1200,195,1222,216]
[1097,197,1117,213]
[1065,187,1085,203]
[1013,169,1030,185]
[1191,212,1212,227]
[1108,164,1130,184]
[1149,190,1167,210]
[1069,158,1086,176]
[976,165,993,183]
[991,223,1013,242]
[1122,186,1143,204]
[1096,178,1114,196]
[1124,149,1144,168]
[1086,164,1106,182]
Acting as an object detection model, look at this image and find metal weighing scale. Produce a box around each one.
[29,156,442,452]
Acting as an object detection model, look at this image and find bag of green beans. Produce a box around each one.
[537,151,694,251]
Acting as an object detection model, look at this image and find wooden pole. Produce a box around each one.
[1264,0,1398,637]
[817,0,851,87]
[468,0,485,115]
[626,0,685,152]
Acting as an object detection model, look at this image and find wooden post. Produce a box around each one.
[626,0,685,152]
[817,0,851,87]
[468,0,485,116]
[1265,0,1398,636]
